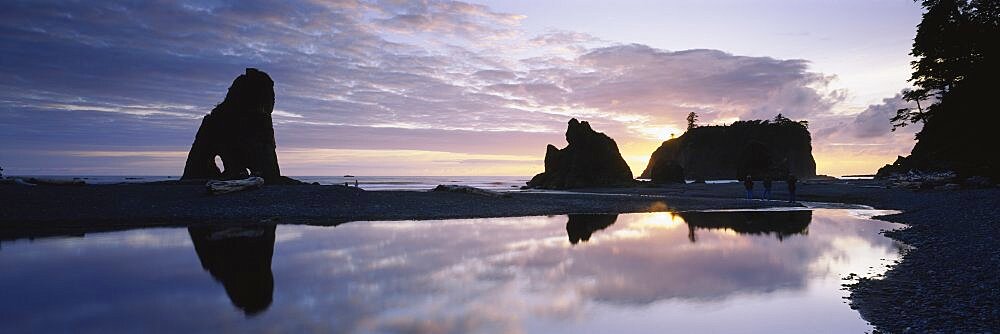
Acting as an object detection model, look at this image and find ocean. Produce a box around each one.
[8,175,871,191]
[21,175,533,191]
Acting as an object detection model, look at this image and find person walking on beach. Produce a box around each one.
[787,175,798,203]
[744,175,754,199]
[762,175,772,200]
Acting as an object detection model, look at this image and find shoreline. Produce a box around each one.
[843,187,1000,332]
[1,181,997,332]
[0,182,801,239]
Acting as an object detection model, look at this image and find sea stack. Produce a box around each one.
[641,118,816,181]
[527,119,634,189]
[181,68,298,184]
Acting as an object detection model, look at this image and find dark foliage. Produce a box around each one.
[881,0,1000,180]
[641,116,816,180]
[686,112,699,130]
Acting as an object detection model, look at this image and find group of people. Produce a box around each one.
[743,174,797,203]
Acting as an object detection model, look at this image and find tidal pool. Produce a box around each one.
[0,209,905,333]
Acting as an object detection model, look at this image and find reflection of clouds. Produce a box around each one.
[6,230,195,250]
[0,210,905,332]
[537,213,812,304]
[606,212,685,241]
[276,210,903,330]
[374,288,526,334]
[802,209,905,278]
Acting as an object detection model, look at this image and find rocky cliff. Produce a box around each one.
[182,68,298,184]
[875,68,1000,181]
[640,119,816,181]
[527,119,634,189]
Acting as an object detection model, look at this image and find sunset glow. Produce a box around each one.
[0,0,925,176]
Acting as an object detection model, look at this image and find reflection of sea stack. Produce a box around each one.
[566,214,619,244]
[188,225,276,316]
[181,68,298,184]
[678,210,812,243]
[527,119,634,189]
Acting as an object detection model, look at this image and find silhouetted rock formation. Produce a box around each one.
[189,225,276,316]
[566,214,618,244]
[527,119,634,189]
[641,119,816,181]
[875,67,1000,182]
[650,161,685,184]
[875,0,1000,184]
[678,210,812,243]
[182,68,298,184]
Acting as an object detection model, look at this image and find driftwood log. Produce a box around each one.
[207,177,265,195]
[432,185,510,198]
[14,178,35,186]
[883,171,958,190]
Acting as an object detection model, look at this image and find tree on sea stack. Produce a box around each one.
[641,118,817,181]
[878,0,1000,181]
[687,112,699,130]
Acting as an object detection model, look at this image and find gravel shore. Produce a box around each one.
[841,187,1000,333]
[1,180,997,332]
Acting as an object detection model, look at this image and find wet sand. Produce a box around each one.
[1,180,997,332]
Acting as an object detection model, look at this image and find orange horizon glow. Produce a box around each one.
[38,139,910,177]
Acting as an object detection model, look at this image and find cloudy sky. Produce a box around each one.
[0,0,925,176]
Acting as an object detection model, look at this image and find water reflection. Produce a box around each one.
[565,214,618,244]
[0,210,906,333]
[188,225,276,316]
[678,210,811,243]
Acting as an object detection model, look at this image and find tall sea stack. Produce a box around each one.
[181,68,297,184]
[527,119,634,189]
[641,119,816,181]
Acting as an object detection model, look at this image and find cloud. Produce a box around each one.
[372,0,525,38]
[846,92,923,139]
[485,45,843,143]
[813,91,923,148]
[0,0,910,175]
[527,30,604,54]
[571,46,840,121]
[801,91,927,175]
[529,30,602,46]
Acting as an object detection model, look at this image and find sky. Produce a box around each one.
[0,0,926,177]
